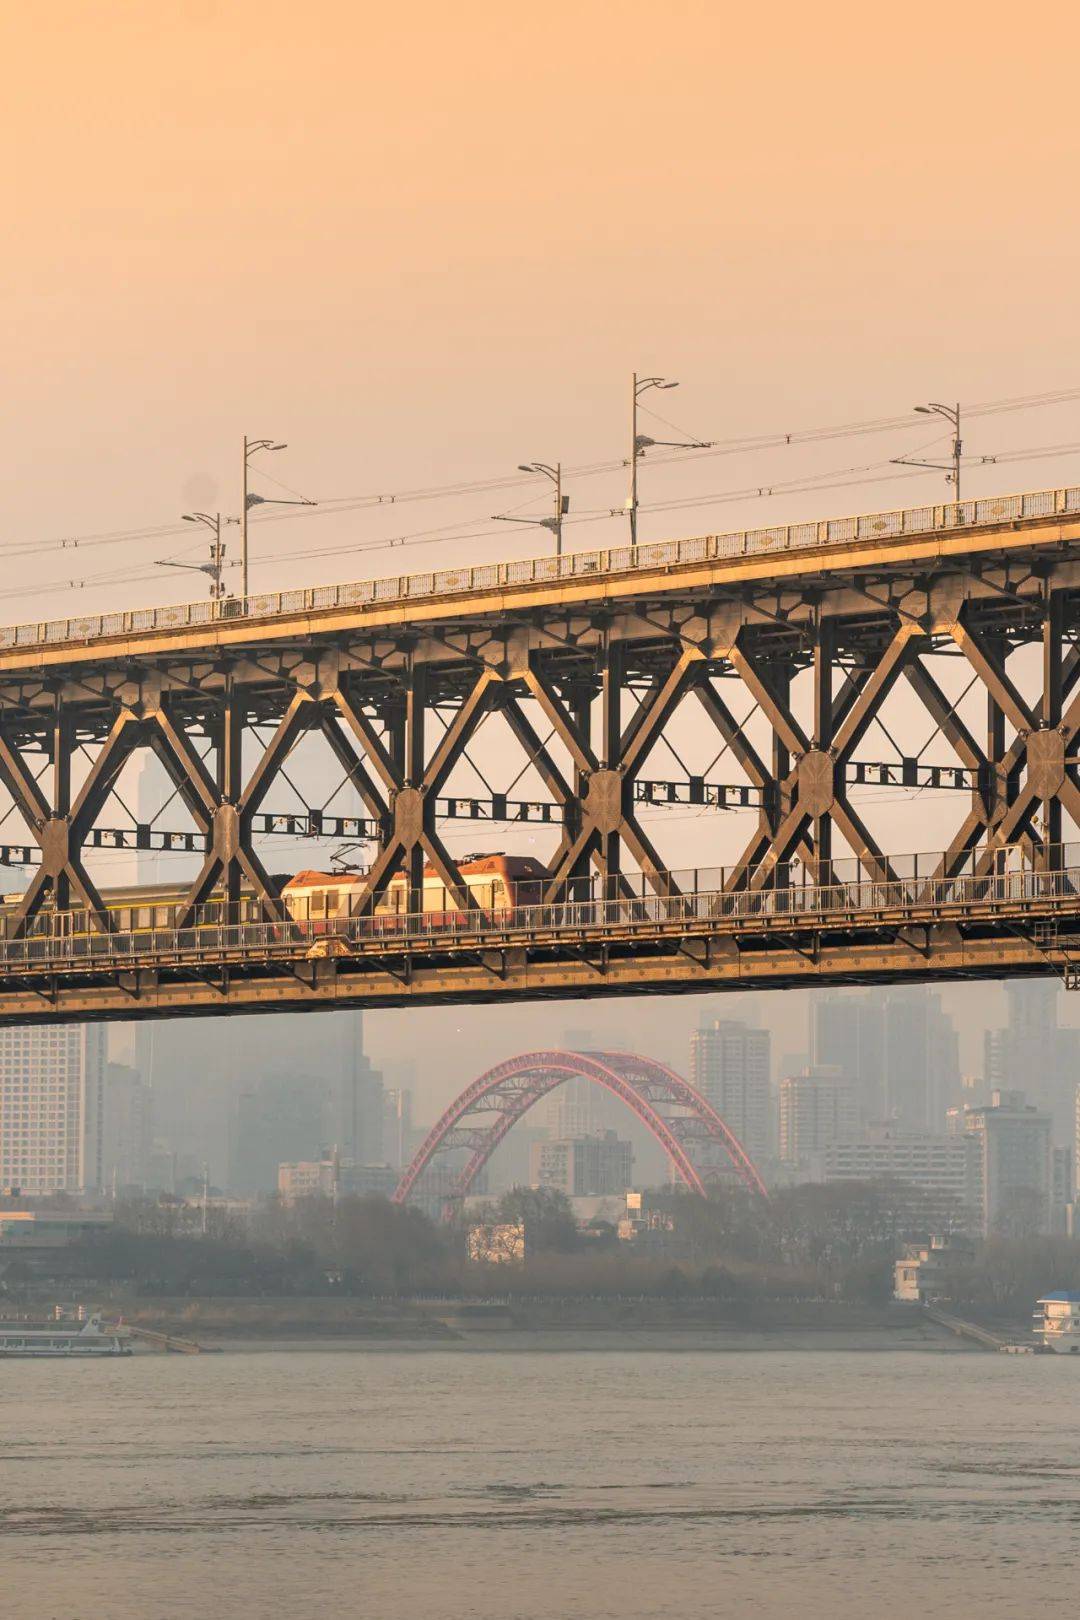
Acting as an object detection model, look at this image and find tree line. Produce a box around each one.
[0,1179,993,1304]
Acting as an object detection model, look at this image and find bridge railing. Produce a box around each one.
[1,484,1077,655]
[1,845,1078,971]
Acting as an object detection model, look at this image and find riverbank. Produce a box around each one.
[98,1296,994,1351]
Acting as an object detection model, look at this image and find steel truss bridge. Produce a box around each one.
[0,482,1079,1022]
[391,1049,769,1208]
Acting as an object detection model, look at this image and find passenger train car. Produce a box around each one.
[0,852,552,940]
[282,852,549,925]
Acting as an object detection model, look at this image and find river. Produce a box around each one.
[3,1347,1077,1618]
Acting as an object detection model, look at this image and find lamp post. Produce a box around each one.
[629,374,710,544]
[493,461,569,555]
[242,438,316,597]
[891,401,963,501]
[156,512,235,599]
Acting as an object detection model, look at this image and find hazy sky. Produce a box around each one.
[4,0,1080,612]
[7,0,1080,1112]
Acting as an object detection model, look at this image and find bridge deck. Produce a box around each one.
[0,483,1077,672]
[0,482,1075,1021]
[0,852,1073,1024]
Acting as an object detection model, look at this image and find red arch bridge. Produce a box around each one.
[392,1049,768,1210]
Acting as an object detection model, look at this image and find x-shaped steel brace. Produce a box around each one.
[149,692,315,925]
[950,612,1080,871]
[0,709,144,935]
[328,669,503,915]
[527,645,705,901]
[721,623,923,891]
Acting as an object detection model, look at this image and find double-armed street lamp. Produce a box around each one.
[242,437,316,597]
[629,373,710,545]
[493,461,569,556]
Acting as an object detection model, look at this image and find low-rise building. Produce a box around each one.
[618,1189,676,1248]
[826,1126,979,1229]
[467,1221,526,1265]
[530,1131,633,1197]
[893,1236,966,1303]
[0,1207,114,1247]
[277,1154,400,1204]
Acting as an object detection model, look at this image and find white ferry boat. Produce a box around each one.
[0,1314,132,1358]
[1034,1293,1080,1354]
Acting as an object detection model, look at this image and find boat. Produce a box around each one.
[0,1313,132,1358]
[1033,1293,1080,1353]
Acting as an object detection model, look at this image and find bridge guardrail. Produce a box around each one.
[1,851,1078,973]
[1,485,1078,656]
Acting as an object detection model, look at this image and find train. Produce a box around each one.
[0,852,553,938]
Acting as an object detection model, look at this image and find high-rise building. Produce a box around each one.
[229,1074,329,1195]
[778,1067,859,1166]
[102,1061,152,1192]
[134,1008,383,1193]
[812,988,960,1131]
[383,1088,413,1169]
[0,1024,105,1195]
[544,1076,595,1139]
[812,993,885,1120]
[690,1019,772,1160]
[987,982,1080,1147]
[1053,1145,1073,1235]
[530,1131,633,1197]
[963,1089,1054,1236]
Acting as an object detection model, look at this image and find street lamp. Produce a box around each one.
[493,461,569,556]
[629,373,710,544]
[156,512,236,600]
[891,401,963,501]
[242,437,316,597]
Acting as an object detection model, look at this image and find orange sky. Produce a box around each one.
[3,0,1080,610]
[7,0,1080,1078]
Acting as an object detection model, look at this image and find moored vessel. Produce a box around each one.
[0,1314,131,1358]
[1033,1293,1080,1354]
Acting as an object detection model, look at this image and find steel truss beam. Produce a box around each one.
[0,521,1074,1022]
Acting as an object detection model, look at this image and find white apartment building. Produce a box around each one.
[0,1024,105,1195]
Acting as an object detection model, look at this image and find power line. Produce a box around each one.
[7,382,1080,565]
[0,433,1076,610]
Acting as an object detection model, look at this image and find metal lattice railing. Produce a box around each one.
[0,845,1078,972]
[2,484,1078,656]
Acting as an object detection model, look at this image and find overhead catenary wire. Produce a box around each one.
[3,432,1080,611]
[6,380,1080,566]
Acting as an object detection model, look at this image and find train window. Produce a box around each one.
[326,891,340,917]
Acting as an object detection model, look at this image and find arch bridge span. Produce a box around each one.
[392,1049,768,1209]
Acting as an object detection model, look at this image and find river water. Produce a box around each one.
[3,1347,1078,1618]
